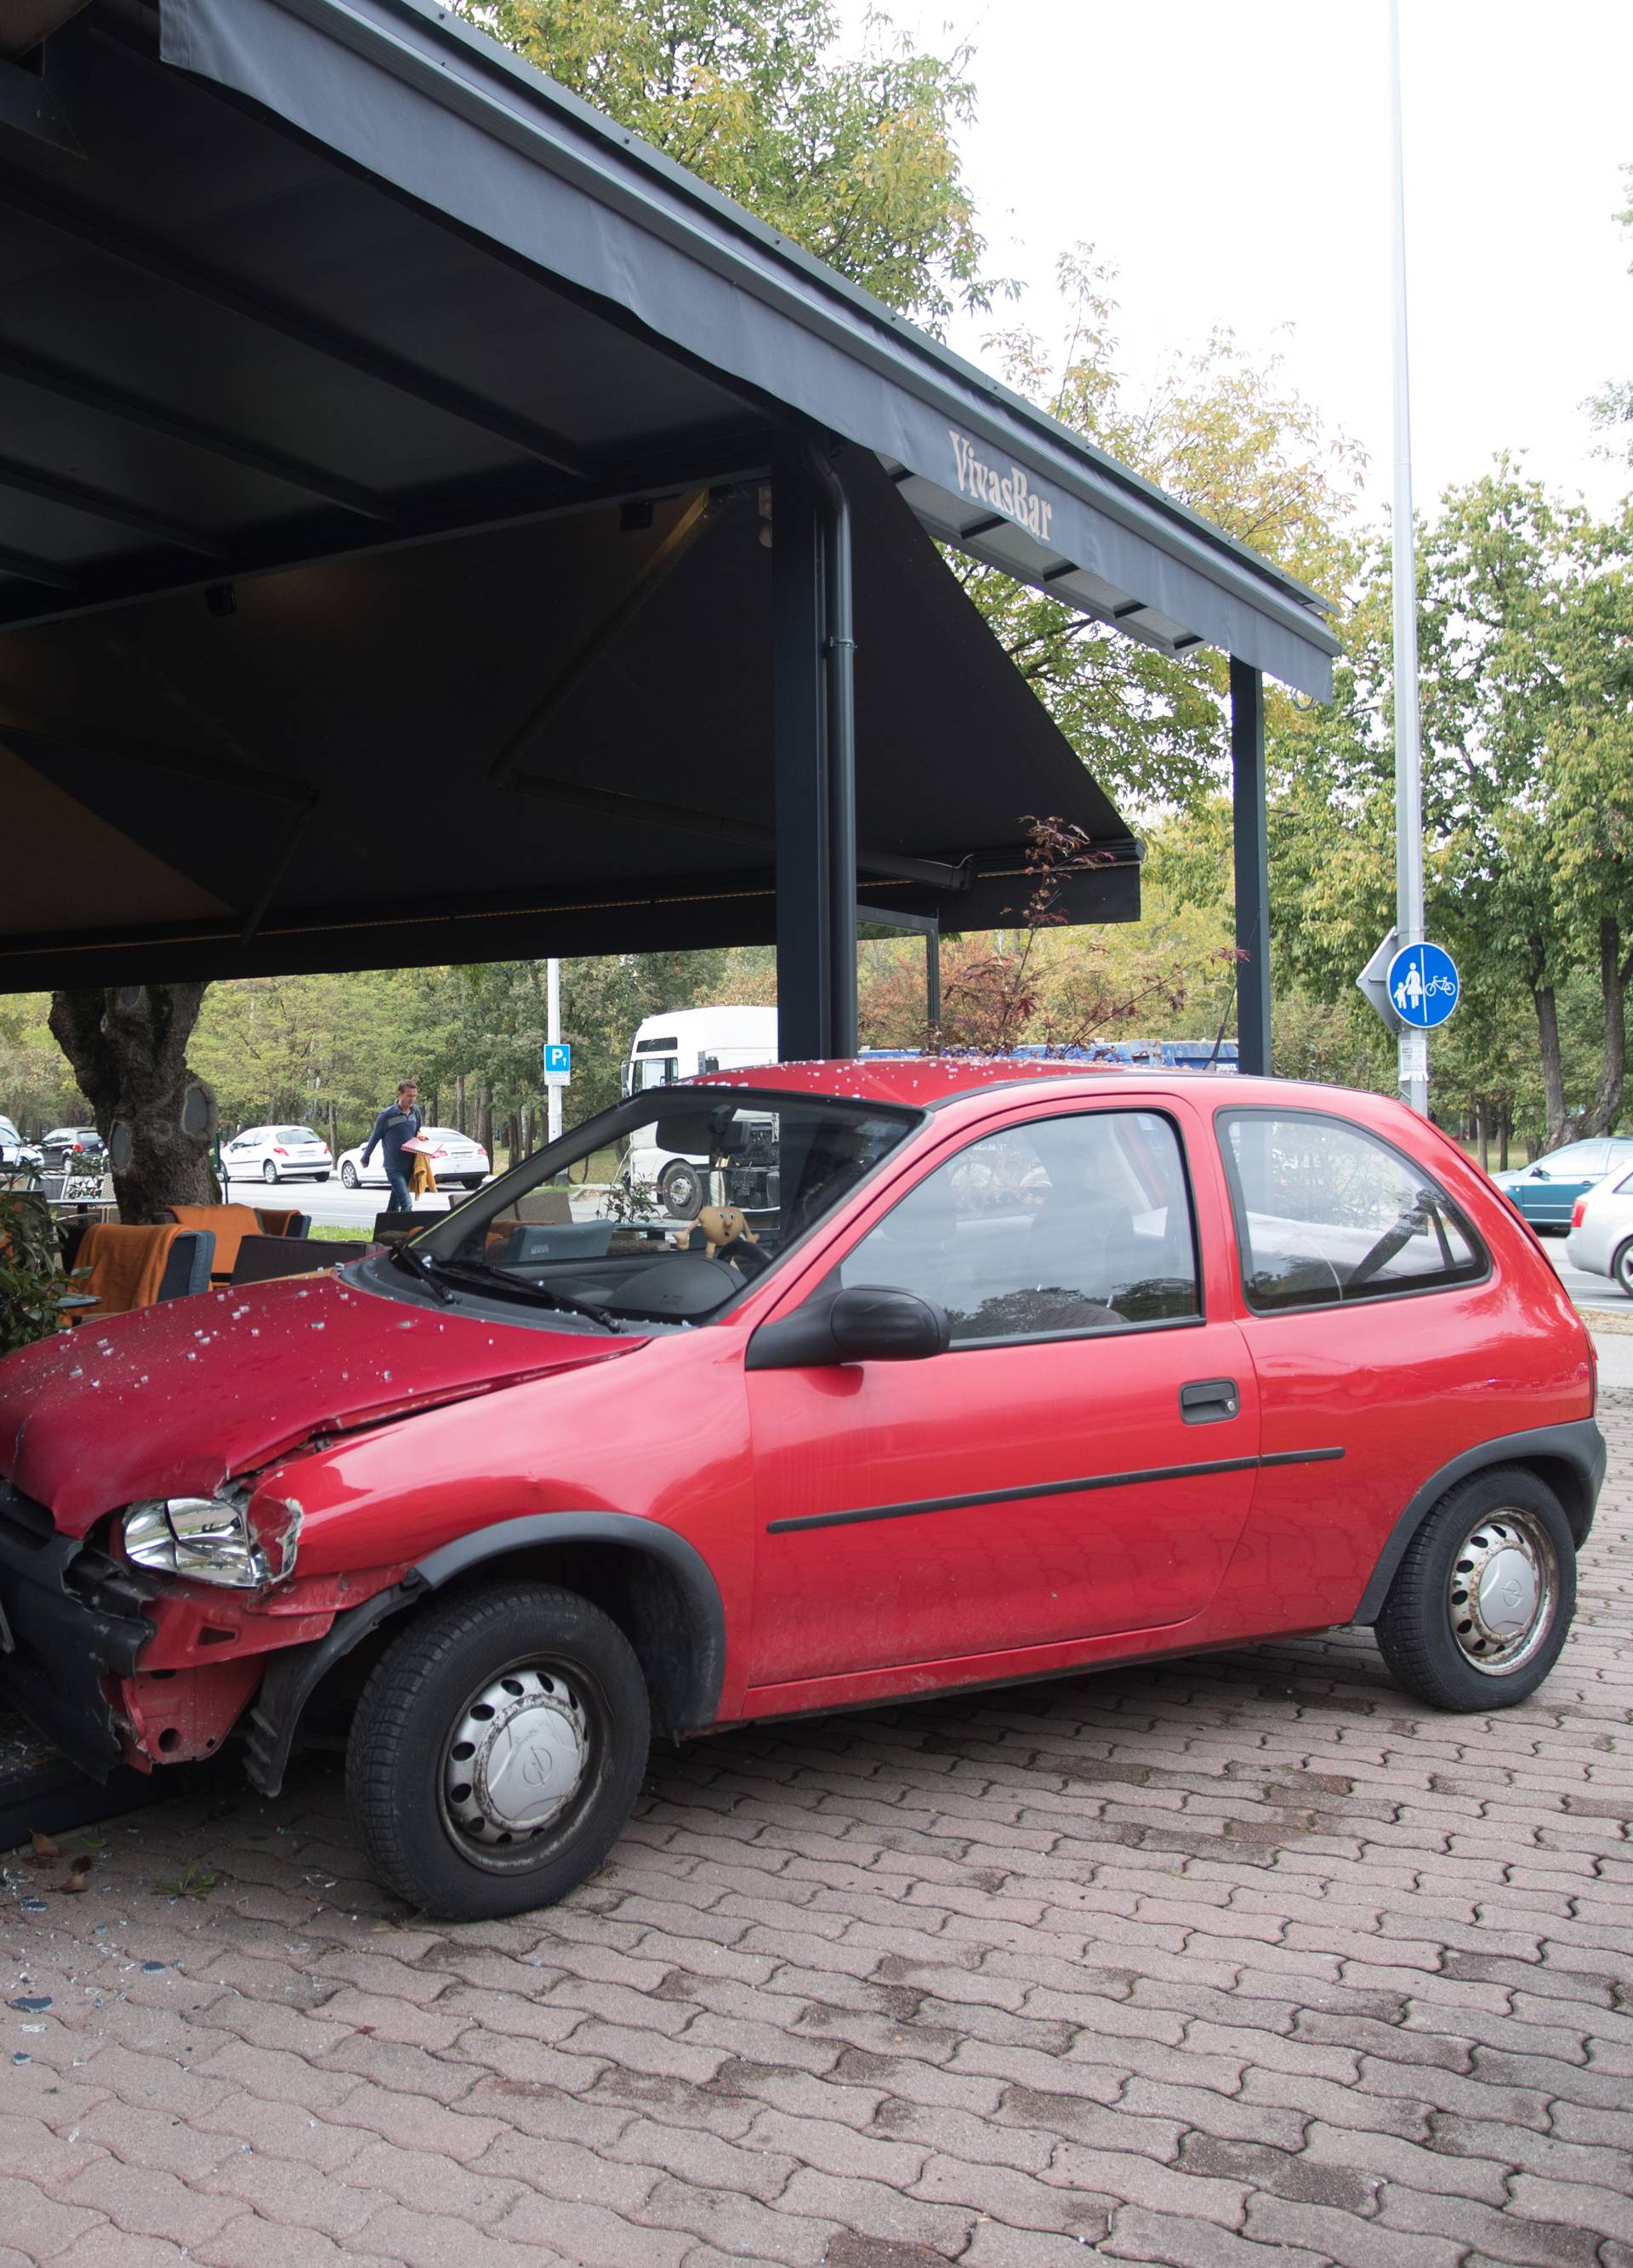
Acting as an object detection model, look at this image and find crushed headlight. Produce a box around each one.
[123,1494,299,1588]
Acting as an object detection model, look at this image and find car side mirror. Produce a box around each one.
[746,1284,951,1371]
[1530,1167,1549,1179]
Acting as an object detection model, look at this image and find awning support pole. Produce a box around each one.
[773,443,831,1059]
[803,441,858,1058]
[1230,656,1272,1076]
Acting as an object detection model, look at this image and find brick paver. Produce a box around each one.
[4,1382,1631,2266]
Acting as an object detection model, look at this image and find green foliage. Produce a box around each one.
[0,994,89,1134]
[454,0,999,328]
[1263,463,1633,1145]
[0,1192,72,1356]
[961,248,1366,817]
[188,950,776,1151]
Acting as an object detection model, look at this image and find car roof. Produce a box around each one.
[690,1055,1414,1123]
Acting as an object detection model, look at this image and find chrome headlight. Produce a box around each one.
[123,1495,298,1588]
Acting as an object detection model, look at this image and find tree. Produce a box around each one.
[962,248,1365,816]
[453,0,999,327]
[48,987,219,1221]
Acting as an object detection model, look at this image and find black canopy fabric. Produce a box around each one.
[0,446,1138,985]
[0,0,1323,992]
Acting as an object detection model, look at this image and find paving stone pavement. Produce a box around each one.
[4,1387,1631,2268]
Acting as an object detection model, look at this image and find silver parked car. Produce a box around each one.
[1565,1166,1633,1295]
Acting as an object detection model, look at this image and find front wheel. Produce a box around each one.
[346,1583,651,1919]
[340,1162,359,1189]
[261,1159,279,1185]
[1375,1466,1575,1711]
[659,1159,703,1220]
[1613,1237,1633,1298]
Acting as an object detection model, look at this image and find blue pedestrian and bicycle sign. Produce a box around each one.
[1386,941,1459,1029]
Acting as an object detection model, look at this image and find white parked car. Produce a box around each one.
[1565,1166,1633,1294]
[337,1126,491,1192]
[224,1123,333,1185]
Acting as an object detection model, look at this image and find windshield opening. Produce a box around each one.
[411,1087,917,1329]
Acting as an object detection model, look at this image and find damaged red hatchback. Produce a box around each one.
[0,1061,1603,1918]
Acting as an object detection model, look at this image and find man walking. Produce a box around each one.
[361,1080,424,1214]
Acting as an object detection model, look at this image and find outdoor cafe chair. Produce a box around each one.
[230,1236,367,1286]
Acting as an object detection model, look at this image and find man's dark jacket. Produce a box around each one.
[361,1101,423,1174]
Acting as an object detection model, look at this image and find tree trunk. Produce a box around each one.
[455,1072,466,1135]
[1533,984,1570,1150]
[1475,1102,1488,1173]
[1580,918,1631,1139]
[1499,1107,1511,1173]
[48,985,217,1222]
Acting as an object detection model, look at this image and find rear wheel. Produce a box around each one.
[340,1162,359,1189]
[1375,1466,1574,1711]
[346,1583,650,1919]
[1613,1237,1633,1298]
[261,1159,279,1185]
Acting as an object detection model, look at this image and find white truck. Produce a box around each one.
[621,1005,778,1218]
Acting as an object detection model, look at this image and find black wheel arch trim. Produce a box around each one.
[242,1513,725,1798]
[1351,1418,1606,1627]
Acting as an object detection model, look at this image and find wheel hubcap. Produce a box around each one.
[442,1667,590,1845]
[1448,1511,1556,1674]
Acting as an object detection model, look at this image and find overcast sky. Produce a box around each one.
[843,0,1632,523]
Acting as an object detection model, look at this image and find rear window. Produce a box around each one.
[278,1127,322,1143]
[1220,1111,1488,1312]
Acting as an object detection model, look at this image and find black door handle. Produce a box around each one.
[1181,1377,1240,1424]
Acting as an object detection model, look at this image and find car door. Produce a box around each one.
[743,1096,1260,1694]
[224,1130,259,1179]
[1526,1142,1607,1225]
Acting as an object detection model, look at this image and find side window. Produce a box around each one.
[1220,1111,1487,1312]
[838,1110,1200,1344]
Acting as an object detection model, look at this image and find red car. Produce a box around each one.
[0,1062,1602,1919]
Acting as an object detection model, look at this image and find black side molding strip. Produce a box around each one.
[765,1447,1344,1536]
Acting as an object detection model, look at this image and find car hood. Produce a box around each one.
[0,1269,642,1534]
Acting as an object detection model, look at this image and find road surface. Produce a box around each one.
[225,1174,491,1231]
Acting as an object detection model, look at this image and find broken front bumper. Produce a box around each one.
[0,1481,157,1777]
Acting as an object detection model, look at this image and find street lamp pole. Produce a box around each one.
[1389,0,1428,1114]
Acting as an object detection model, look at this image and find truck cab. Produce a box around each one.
[622,1007,778,1218]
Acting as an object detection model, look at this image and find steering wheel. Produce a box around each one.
[697,1203,766,1276]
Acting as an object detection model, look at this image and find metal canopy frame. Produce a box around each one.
[0,0,1331,1066]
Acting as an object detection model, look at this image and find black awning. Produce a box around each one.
[0,0,1335,695]
[0,449,1136,988]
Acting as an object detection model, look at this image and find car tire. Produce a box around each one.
[1375,1465,1575,1712]
[340,1162,359,1190]
[659,1160,703,1220]
[345,1583,651,1921]
[1613,1238,1633,1299]
[261,1160,279,1185]
[315,1173,330,1183]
